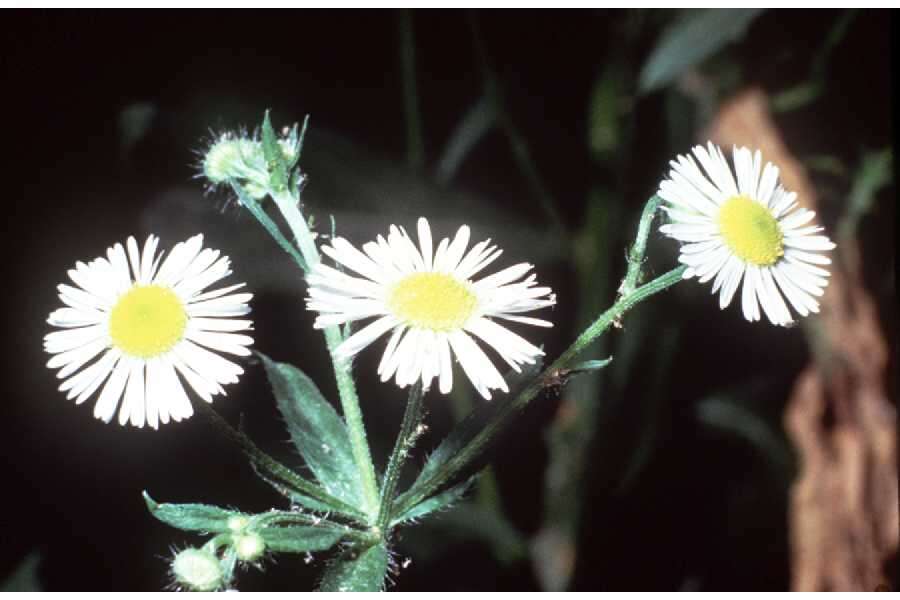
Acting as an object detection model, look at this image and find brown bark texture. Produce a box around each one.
[706,88,897,592]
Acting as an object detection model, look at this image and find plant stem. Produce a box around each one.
[619,195,661,296]
[271,190,381,522]
[394,264,686,516]
[378,382,425,529]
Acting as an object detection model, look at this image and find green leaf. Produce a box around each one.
[143,492,238,533]
[568,357,613,375]
[410,359,542,492]
[319,543,390,592]
[260,353,366,509]
[261,110,290,192]
[257,525,346,554]
[251,468,352,516]
[390,476,474,527]
[639,9,765,93]
[0,552,42,592]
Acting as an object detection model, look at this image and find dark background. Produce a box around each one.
[1,10,894,591]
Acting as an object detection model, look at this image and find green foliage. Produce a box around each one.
[0,552,42,592]
[639,8,765,93]
[319,543,390,592]
[390,477,474,527]
[588,65,625,160]
[404,360,543,499]
[256,525,346,554]
[261,110,291,193]
[260,353,368,511]
[838,148,893,241]
[567,357,614,375]
[143,492,240,533]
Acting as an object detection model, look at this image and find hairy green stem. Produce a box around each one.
[271,190,381,521]
[395,264,686,516]
[378,382,425,529]
[619,195,661,296]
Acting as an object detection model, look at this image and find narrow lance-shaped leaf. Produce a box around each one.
[409,359,542,492]
[639,9,766,93]
[256,525,346,554]
[143,492,239,533]
[390,476,474,527]
[319,543,390,592]
[260,353,366,509]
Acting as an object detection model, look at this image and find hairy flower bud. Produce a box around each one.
[171,548,224,592]
[233,532,266,562]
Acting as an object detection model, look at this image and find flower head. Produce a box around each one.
[44,234,253,428]
[658,143,835,326]
[171,547,224,592]
[306,218,555,399]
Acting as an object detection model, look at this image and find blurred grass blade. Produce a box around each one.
[588,65,624,161]
[696,396,793,480]
[435,95,496,185]
[837,148,893,241]
[319,543,390,592]
[0,552,42,592]
[639,9,765,93]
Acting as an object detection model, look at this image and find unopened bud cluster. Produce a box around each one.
[169,515,269,591]
[202,129,301,199]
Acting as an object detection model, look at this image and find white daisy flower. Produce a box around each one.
[44,234,254,428]
[658,142,836,327]
[306,218,556,400]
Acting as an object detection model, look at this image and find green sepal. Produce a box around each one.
[261,110,290,193]
[319,543,390,592]
[390,476,474,527]
[260,353,367,509]
[256,525,346,554]
[143,492,239,533]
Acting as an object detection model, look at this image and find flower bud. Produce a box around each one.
[203,137,251,185]
[171,548,224,592]
[226,515,250,532]
[233,532,266,562]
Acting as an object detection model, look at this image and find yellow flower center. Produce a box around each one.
[109,285,188,358]
[717,195,784,266]
[388,272,477,331]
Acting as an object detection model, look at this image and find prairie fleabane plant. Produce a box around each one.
[44,113,835,591]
